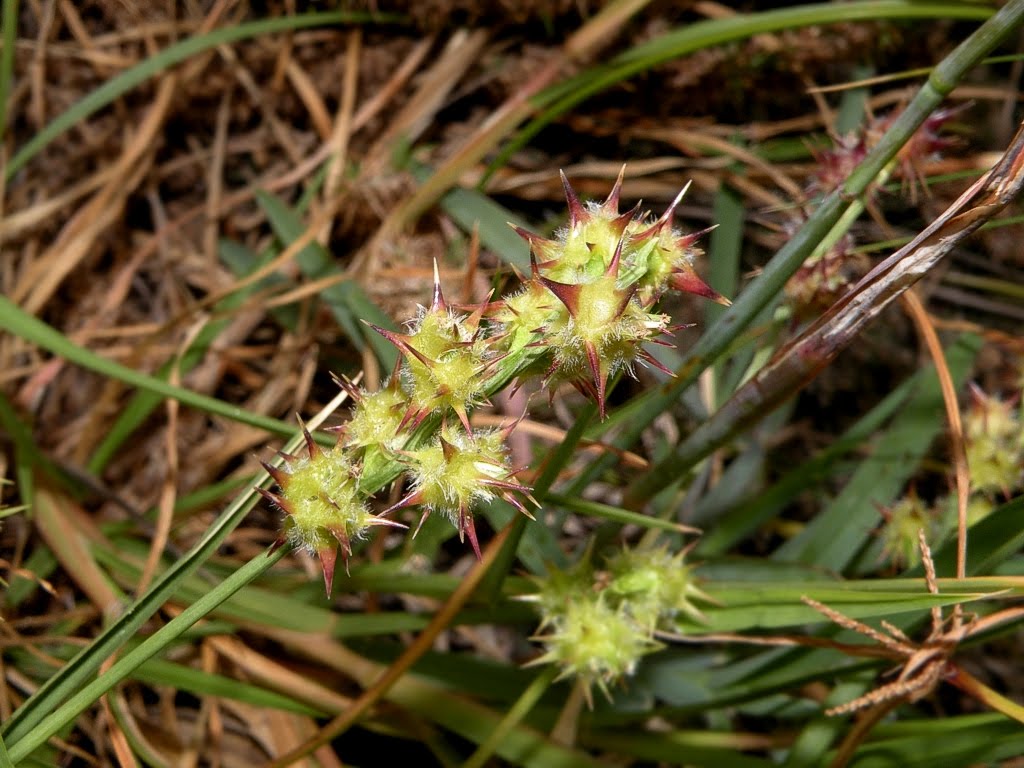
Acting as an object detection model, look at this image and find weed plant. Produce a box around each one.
[3,3,1024,767]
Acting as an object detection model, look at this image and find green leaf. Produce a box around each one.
[773,334,980,569]
[0,295,297,438]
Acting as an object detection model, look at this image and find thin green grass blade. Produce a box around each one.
[773,334,979,568]
[694,363,918,556]
[6,547,288,763]
[255,190,398,369]
[5,11,399,181]
[0,423,309,748]
[88,249,287,473]
[546,492,695,535]
[689,578,1011,633]
[462,666,559,768]
[584,729,775,768]
[841,715,1024,767]
[383,672,607,768]
[0,731,13,768]
[218,238,301,329]
[0,295,297,437]
[437,184,531,272]
[707,181,746,401]
[0,0,18,148]
[133,658,324,717]
[929,494,1024,578]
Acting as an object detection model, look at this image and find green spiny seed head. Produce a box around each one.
[261,424,406,596]
[496,279,557,348]
[283,452,370,550]
[344,379,408,450]
[388,424,532,558]
[965,385,1023,495]
[879,495,938,568]
[606,546,710,630]
[371,272,493,432]
[531,594,657,702]
[510,170,729,417]
[523,560,596,631]
[540,271,672,418]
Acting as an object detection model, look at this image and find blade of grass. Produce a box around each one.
[486,1,995,178]
[0,295,297,438]
[0,0,17,148]
[545,493,697,535]
[461,666,560,768]
[626,118,1024,511]
[692,352,938,556]
[0,384,351,747]
[773,334,979,568]
[133,658,324,718]
[5,545,289,763]
[88,250,288,473]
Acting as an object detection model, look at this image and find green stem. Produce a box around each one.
[461,666,559,768]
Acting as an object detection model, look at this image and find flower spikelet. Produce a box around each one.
[510,168,727,418]
[530,593,658,704]
[606,546,711,630]
[262,426,405,596]
[369,265,495,434]
[387,423,532,559]
[524,543,709,703]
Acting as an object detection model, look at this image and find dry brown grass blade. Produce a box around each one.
[319,28,362,233]
[98,655,138,768]
[471,412,649,470]
[32,487,120,615]
[899,289,970,596]
[201,633,353,715]
[13,73,176,315]
[376,0,654,239]
[136,321,200,594]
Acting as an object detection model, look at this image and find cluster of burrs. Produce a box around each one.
[259,169,726,594]
[523,546,712,703]
[786,105,963,318]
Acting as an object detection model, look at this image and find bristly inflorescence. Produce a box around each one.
[506,168,728,418]
[260,168,725,594]
[522,545,712,703]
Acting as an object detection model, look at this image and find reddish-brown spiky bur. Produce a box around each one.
[260,170,724,592]
[787,105,963,318]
